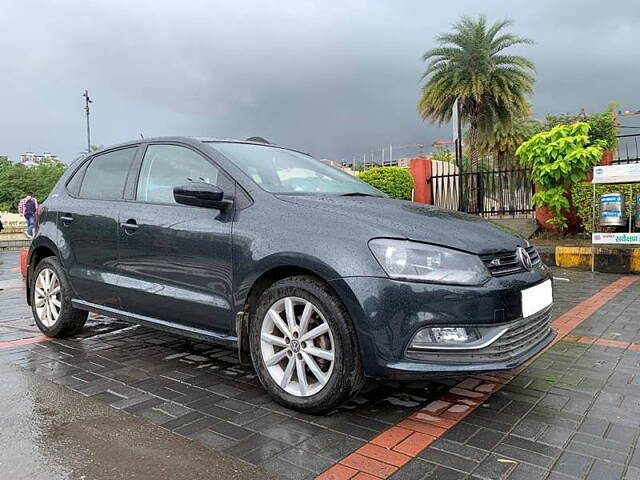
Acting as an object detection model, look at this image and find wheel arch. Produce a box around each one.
[235,259,362,366]
[26,241,60,306]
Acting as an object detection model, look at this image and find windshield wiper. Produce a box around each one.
[339,192,380,197]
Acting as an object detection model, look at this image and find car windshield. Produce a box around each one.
[209,142,385,196]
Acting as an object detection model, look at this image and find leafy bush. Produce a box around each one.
[0,158,67,212]
[516,122,605,229]
[573,182,637,233]
[544,106,616,151]
[358,167,414,200]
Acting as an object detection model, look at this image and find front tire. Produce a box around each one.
[30,257,87,338]
[249,276,365,413]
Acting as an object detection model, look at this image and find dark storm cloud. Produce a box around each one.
[1,0,639,163]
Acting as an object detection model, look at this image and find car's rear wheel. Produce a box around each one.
[249,275,365,413]
[30,257,87,338]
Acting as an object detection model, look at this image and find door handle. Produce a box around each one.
[60,214,73,226]
[121,219,139,233]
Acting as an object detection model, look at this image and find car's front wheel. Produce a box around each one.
[249,275,365,413]
[30,256,87,338]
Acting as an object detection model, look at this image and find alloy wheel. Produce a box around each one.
[260,296,335,397]
[34,268,62,327]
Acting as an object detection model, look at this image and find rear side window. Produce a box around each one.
[136,145,220,204]
[66,162,88,196]
[80,148,137,200]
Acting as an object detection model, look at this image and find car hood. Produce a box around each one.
[276,195,526,255]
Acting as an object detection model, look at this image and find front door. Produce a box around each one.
[117,144,235,335]
[60,146,138,309]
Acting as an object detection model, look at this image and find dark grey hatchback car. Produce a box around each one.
[27,137,554,412]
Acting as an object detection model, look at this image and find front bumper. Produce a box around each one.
[329,266,553,379]
[384,328,555,380]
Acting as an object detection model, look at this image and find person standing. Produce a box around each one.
[18,192,38,239]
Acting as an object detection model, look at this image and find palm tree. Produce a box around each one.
[418,15,535,174]
[475,114,542,169]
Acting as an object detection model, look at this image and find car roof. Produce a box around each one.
[96,136,310,156]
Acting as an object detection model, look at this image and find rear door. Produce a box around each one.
[60,146,139,308]
[117,143,235,335]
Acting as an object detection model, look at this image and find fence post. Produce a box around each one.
[410,157,432,204]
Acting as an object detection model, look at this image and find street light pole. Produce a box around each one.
[83,90,92,152]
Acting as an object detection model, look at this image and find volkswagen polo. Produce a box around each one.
[26,137,553,412]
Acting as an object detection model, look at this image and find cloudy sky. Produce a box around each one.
[1,0,639,163]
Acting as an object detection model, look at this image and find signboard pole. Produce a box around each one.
[592,183,595,272]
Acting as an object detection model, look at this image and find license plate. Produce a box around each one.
[521,279,553,318]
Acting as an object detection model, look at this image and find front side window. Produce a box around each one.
[136,144,219,204]
[210,142,384,196]
[80,147,137,200]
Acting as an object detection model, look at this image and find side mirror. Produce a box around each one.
[173,182,232,209]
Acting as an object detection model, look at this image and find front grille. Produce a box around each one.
[480,246,541,276]
[406,305,552,364]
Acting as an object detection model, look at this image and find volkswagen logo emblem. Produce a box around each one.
[517,247,532,271]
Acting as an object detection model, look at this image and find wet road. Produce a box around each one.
[0,360,270,480]
[4,249,640,479]
[0,251,270,480]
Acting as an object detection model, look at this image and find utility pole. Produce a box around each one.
[83,90,92,152]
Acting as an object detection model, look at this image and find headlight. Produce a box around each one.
[369,239,490,285]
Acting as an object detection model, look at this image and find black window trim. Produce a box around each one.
[126,141,239,209]
[66,145,141,202]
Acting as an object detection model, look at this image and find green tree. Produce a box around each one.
[544,106,617,151]
[0,160,67,212]
[417,15,535,174]
[475,115,542,168]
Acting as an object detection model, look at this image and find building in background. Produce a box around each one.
[320,158,358,176]
[19,152,59,166]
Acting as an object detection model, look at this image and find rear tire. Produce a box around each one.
[30,256,87,338]
[249,275,365,413]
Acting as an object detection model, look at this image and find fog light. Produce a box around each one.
[432,327,470,343]
[409,327,481,349]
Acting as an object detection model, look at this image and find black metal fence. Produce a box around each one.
[430,164,535,216]
[614,133,640,164]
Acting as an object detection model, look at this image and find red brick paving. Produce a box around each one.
[392,432,435,456]
[352,473,381,480]
[370,426,413,449]
[0,335,49,349]
[315,275,639,479]
[340,453,398,478]
[356,444,411,467]
[563,333,640,351]
[316,464,358,480]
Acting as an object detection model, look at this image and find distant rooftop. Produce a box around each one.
[20,152,58,166]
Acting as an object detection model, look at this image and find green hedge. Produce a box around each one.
[358,167,414,200]
[573,182,639,233]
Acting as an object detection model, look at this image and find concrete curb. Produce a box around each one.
[1,228,31,251]
[536,244,640,273]
[0,237,31,251]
